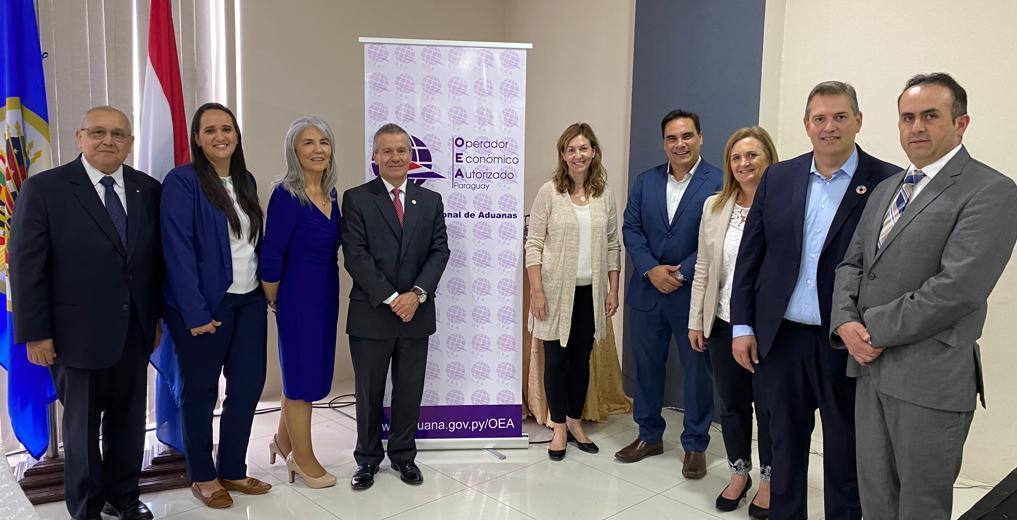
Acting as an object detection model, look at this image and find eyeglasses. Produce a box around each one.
[80,127,132,142]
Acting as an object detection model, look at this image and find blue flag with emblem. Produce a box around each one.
[0,0,58,460]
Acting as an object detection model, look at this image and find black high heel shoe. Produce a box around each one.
[748,495,769,519]
[566,430,600,454]
[715,475,752,512]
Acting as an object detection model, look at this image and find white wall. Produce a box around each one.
[762,0,1017,484]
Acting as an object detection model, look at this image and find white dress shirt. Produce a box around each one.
[381,176,410,305]
[81,156,127,215]
[221,176,259,294]
[666,156,701,223]
[908,143,962,199]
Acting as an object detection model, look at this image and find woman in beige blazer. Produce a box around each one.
[688,126,778,518]
[525,123,621,461]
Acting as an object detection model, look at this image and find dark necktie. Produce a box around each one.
[100,176,127,246]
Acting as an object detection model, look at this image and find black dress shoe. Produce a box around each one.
[102,500,154,520]
[547,447,566,461]
[748,499,769,519]
[350,464,379,490]
[390,461,424,485]
[566,431,600,453]
[715,475,752,512]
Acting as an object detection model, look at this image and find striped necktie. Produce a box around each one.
[876,170,925,250]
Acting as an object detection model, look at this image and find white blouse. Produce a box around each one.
[573,202,593,286]
[221,176,259,294]
[716,204,750,322]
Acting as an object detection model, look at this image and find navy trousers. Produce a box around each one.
[758,320,860,520]
[167,289,267,482]
[628,306,713,451]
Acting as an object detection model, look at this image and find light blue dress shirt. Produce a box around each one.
[732,148,858,337]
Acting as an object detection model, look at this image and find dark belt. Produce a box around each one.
[781,319,821,331]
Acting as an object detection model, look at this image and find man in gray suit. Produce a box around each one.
[831,73,1017,519]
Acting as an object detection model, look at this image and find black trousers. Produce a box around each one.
[543,284,595,424]
[708,318,772,475]
[167,289,267,482]
[759,320,860,520]
[349,335,428,466]
[50,308,148,520]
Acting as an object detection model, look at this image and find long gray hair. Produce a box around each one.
[277,116,338,204]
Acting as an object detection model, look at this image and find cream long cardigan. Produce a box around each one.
[525,180,621,347]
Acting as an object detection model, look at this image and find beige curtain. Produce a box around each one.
[1,0,236,457]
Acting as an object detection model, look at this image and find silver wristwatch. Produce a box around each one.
[411,286,427,304]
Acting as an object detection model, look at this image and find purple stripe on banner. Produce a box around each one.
[382,404,522,439]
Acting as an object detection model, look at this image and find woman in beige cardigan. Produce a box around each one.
[688,126,777,518]
[525,123,621,461]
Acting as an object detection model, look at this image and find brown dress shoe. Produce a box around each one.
[220,476,273,495]
[682,451,707,479]
[191,483,233,509]
[614,438,664,463]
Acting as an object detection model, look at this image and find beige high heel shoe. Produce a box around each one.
[268,434,289,465]
[286,453,337,489]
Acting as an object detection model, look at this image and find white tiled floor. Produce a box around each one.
[28,407,991,520]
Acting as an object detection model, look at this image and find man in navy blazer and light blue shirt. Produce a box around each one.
[730,82,899,520]
[618,110,721,478]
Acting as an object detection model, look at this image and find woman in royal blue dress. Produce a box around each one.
[261,116,341,488]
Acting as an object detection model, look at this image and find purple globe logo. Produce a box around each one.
[447,305,467,325]
[448,106,469,127]
[497,278,517,297]
[472,278,491,297]
[498,222,516,241]
[500,50,521,71]
[472,250,492,269]
[421,105,442,126]
[446,276,467,296]
[395,103,415,123]
[497,389,516,404]
[497,362,517,382]
[505,138,519,155]
[471,333,491,353]
[448,249,467,270]
[421,75,442,96]
[473,222,492,241]
[422,389,439,406]
[448,76,468,97]
[498,194,517,212]
[474,193,493,211]
[423,133,442,153]
[472,305,492,324]
[448,47,467,68]
[471,390,491,404]
[500,79,520,99]
[421,46,442,66]
[370,134,443,185]
[394,45,415,64]
[475,107,494,127]
[367,45,389,63]
[497,334,515,353]
[497,305,516,325]
[473,78,494,97]
[426,361,440,379]
[447,333,466,353]
[471,362,491,381]
[447,192,468,212]
[500,108,519,128]
[446,389,465,405]
[367,102,388,123]
[395,73,415,95]
[446,361,466,382]
[447,221,467,241]
[498,250,518,270]
[477,49,496,69]
[428,335,440,351]
[368,72,389,94]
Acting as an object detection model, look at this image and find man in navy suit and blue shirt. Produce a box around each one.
[617,110,721,478]
[730,82,899,520]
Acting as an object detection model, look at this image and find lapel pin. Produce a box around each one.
[856,185,867,195]
[411,199,417,205]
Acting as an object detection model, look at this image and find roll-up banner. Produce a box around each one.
[360,37,531,448]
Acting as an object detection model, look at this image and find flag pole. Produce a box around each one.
[43,403,57,459]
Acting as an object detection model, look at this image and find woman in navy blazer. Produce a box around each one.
[162,102,271,508]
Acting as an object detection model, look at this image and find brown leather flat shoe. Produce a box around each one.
[191,483,233,509]
[220,477,272,495]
